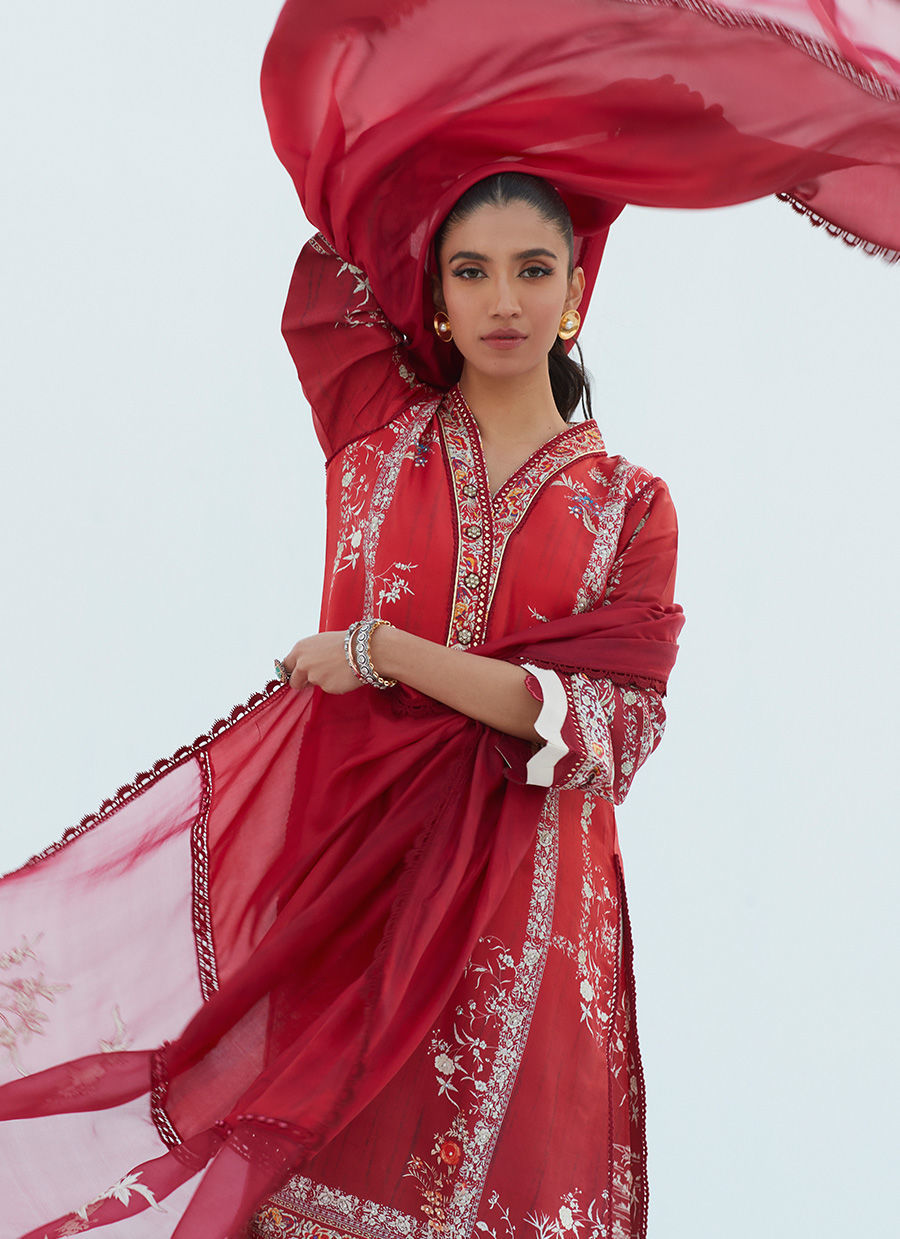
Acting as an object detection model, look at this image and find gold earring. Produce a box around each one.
[558,309,581,341]
[433,312,453,343]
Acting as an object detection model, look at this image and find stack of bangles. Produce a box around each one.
[273,619,397,690]
[344,618,397,689]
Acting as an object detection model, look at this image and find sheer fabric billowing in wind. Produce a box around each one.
[0,2,897,1237]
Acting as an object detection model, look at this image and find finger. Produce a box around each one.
[288,666,309,692]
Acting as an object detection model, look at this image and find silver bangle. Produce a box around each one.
[352,618,397,689]
[344,621,363,681]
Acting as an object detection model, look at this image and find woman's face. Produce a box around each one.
[435,200,585,382]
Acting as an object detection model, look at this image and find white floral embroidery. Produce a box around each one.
[98,1004,131,1053]
[0,936,70,1077]
[329,438,368,584]
[440,797,561,1236]
[75,1170,163,1221]
[551,799,621,1060]
[363,401,440,617]
[554,462,652,615]
[374,561,418,610]
[261,798,562,1239]
[476,1154,642,1239]
[0,933,42,971]
[608,687,666,805]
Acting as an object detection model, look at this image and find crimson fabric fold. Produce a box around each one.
[0,601,681,1237]
[262,0,900,387]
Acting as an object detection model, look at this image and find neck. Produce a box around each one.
[458,365,565,443]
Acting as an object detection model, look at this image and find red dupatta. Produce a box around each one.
[0,602,682,1237]
[3,0,898,1232]
[262,0,900,387]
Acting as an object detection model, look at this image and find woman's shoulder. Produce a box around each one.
[326,386,445,465]
[569,433,671,511]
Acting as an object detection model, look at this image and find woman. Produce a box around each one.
[0,170,681,1238]
[253,169,681,1237]
[2,2,898,1235]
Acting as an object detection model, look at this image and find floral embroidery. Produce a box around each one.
[74,1170,163,1222]
[426,937,517,1107]
[488,429,604,613]
[475,1162,642,1239]
[405,1114,468,1232]
[0,933,42,971]
[0,938,69,1076]
[560,463,653,615]
[310,234,377,330]
[257,1176,419,1239]
[374,561,419,610]
[608,687,666,806]
[600,484,657,607]
[525,1190,606,1239]
[558,676,616,792]
[439,393,493,648]
[263,797,562,1239]
[363,401,439,616]
[98,1004,131,1053]
[551,800,621,1058]
[250,1211,360,1239]
[330,438,368,583]
[418,795,562,1238]
[440,390,605,648]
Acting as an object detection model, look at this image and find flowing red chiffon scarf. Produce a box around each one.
[0,604,681,1237]
[262,0,900,387]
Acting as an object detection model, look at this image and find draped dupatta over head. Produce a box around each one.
[262,0,900,386]
[0,2,897,1237]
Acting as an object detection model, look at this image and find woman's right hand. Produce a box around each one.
[282,631,362,695]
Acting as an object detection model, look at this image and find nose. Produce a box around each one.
[491,274,521,318]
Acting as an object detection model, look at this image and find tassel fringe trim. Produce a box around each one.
[776,192,900,263]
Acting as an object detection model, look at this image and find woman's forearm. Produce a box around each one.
[370,625,541,743]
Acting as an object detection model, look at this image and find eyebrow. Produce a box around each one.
[447,247,559,263]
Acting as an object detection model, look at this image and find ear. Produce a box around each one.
[565,266,586,312]
[431,271,446,312]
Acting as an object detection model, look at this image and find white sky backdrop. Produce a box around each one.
[1,3,898,1236]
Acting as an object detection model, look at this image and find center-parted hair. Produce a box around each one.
[434,172,591,422]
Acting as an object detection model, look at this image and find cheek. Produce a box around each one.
[529,287,568,336]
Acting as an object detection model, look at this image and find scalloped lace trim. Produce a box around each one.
[777,191,900,262]
[5,680,287,879]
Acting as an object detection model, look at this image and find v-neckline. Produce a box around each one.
[449,385,586,503]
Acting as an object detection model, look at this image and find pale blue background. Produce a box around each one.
[1,3,898,1236]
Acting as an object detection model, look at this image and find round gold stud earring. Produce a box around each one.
[558,310,581,341]
[433,312,453,342]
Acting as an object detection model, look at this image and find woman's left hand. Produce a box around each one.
[281,631,361,695]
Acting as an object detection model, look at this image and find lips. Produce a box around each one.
[482,330,526,340]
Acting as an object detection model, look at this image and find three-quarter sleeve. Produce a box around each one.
[506,478,678,803]
[281,232,436,460]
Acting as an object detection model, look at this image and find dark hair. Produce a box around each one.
[433,172,591,422]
